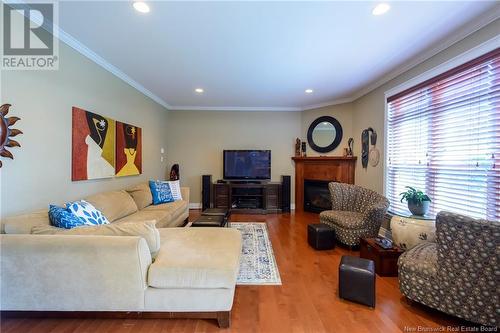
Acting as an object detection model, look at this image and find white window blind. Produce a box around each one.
[386,48,499,221]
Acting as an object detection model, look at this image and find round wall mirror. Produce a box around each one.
[307,116,343,153]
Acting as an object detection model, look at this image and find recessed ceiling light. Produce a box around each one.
[305,89,313,94]
[372,3,390,16]
[195,88,204,93]
[133,2,150,13]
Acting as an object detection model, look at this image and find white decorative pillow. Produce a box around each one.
[165,180,183,201]
[66,200,110,226]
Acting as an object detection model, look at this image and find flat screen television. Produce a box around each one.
[223,150,271,180]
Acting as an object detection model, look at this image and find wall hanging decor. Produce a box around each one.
[0,104,22,168]
[72,106,116,181]
[361,127,378,168]
[307,116,343,153]
[115,121,142,177]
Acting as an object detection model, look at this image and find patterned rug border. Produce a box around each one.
[231,222,282,286]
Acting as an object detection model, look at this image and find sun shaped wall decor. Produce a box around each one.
[0,104,22,167]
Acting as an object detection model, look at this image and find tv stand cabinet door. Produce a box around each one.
[213,184,230,209]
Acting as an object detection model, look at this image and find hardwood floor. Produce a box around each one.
[1,210,469,333]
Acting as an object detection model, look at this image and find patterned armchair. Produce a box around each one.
[398,211,499,326]
[319,182,389,246]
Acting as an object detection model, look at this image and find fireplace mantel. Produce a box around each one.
[291,156,357,212]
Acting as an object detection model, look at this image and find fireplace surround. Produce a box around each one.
[291,156,357,212]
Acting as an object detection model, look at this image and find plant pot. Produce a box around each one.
[407,200,430,216]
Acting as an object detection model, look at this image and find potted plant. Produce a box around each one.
[399,186,431,216]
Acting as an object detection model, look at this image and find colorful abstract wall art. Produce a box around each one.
[72,107,115,181]
[115,121,142,177]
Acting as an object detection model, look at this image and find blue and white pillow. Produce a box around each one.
[165,180,183,201]
[149,180,175,205]
[48,205,86,229]
[66,200,110,226]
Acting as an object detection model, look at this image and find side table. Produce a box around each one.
[359,238,403,277]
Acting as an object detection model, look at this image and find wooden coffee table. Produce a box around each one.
[359,237,403,277]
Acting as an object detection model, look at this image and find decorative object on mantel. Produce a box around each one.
[301,141,307,157]
[169,164,180,180]
[295,138,301,157]
[361,127,378,168]
[390,213,436,251]
[347,137,354,156]
[0,103,22,168]
[307,116,343,153]
[399,186,431,216]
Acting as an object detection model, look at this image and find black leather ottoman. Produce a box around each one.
[307,223,335,250]
[339,255,376,307]
[191,215,225,227]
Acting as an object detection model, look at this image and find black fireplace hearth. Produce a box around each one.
[304,179,333,213]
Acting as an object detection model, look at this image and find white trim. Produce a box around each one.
[300,97,355,111]
[384,35,500,98]
[169,106,302,112]
[353,8,500,101]
[58,29,172,110]
[30,2,499,112]
[189,203,202,209]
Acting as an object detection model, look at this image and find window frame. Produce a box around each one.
[383,37,499,213]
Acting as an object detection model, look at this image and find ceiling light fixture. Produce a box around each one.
[133,2,150,13]
[305,89,313,94]
[372,3,390,16]
[195,88,204,93]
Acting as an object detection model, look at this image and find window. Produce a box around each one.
[386,48,499,221]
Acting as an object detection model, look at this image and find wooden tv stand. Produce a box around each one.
[212,182,282,214]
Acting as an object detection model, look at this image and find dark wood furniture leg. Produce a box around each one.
[217,311,231,328]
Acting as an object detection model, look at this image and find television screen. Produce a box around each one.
[223,150,271,180]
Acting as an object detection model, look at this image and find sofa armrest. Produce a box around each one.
[0,234,151,311]
[181,187,190,204]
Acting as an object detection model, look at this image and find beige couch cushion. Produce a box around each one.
[126,183,153,210]
[85,190,138,222]
[2,210,50,234]
[114,210,172,227]
[31,221,160,256]
[142,200,188,221]
[148,228,242,289]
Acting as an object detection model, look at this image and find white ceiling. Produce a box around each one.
[58,1,500,111]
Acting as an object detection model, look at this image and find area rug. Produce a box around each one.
[231,222,282,285]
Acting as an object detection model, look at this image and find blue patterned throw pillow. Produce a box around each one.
[149,180,175,205]
[48,205,86,229]
[66,200,110,226]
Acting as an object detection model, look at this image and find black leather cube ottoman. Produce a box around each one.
[307,223,335,250]
[339,255,376,307]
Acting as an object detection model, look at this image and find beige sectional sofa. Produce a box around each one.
[0,183,243,328]
[2,182,189,234]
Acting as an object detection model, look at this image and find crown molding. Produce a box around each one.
[301,97,355,111]
[57,29,172,110]
[33,3,500,112]
[169,105,302,112]
[349,7,500,102]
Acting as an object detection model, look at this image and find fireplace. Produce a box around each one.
[304,179,332,213]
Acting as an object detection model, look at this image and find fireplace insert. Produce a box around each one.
[304,179,332,213]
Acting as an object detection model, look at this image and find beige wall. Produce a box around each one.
[351,19,500,194]
[301,103,353,157]
[165,111,301,204]
[1,43,169,217]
